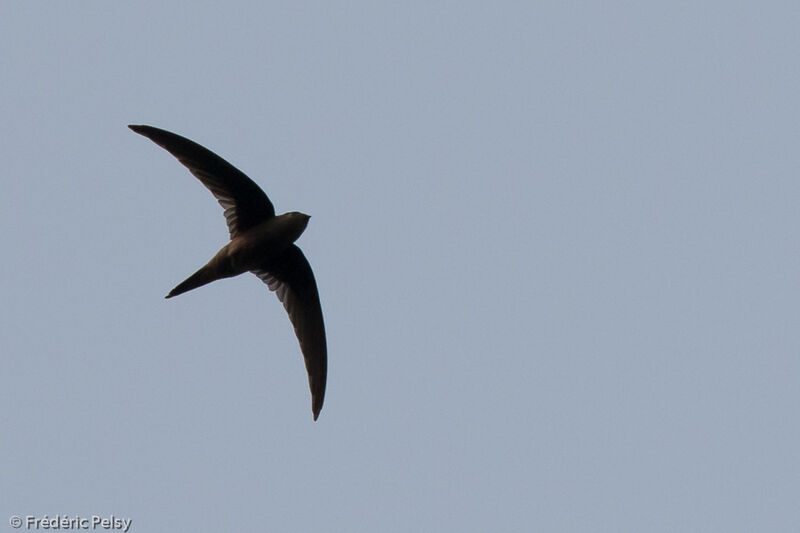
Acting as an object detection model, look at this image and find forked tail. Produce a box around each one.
[166,264,220,298]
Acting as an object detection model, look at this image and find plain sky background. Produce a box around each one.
[1,2,799,532]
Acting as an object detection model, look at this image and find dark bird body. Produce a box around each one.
[129,125,327,420]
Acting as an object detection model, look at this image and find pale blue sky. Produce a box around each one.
[2,2,799,532]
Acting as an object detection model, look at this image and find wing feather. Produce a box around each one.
[253,245,327,420]
[129,125,275,237]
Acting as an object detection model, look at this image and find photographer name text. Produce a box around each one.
[9,515,131,532]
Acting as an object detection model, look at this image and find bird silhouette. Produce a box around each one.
[129,125,327,420]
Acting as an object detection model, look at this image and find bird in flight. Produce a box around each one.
[129,125,327,420]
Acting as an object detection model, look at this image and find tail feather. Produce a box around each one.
[166,264,220,298]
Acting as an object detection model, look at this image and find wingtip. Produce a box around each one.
[311,381,325,422]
